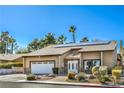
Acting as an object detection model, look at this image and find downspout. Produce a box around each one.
[23,57,25,74]
[58,56,61,74]
[101,52,103,66]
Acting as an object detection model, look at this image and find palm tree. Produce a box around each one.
[8,37,16,54]
[1,31,9,54]
[44,33,56,46]
[80,37,89,42]
[69,25,76,43]
[57,35,67,44]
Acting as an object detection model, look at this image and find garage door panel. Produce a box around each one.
[31,61,54,74]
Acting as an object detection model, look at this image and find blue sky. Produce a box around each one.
[0,5,124,48]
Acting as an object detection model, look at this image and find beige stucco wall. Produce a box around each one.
[14,57,23,62]
[59,50,76,67]
[81,52,101,60]
[59,53,69,67]
[103,49,117,67]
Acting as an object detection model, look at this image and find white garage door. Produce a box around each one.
[31,61,54,74]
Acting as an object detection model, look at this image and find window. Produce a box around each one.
[72,63,74,70]
[76,63,78,69]
[69,63,70,70]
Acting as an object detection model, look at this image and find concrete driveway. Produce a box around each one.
[0,74,26,82]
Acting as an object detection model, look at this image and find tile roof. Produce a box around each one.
[0,54,25,61]
[27,45,71,56]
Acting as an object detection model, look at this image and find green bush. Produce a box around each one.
[98,76,111,83]
[27,74,36,80]
[12,62,23,67]
[93,71,100,78]
[0,62,23,69]
[75,72,85,81]
[99,66,108,76]
[0,63,12,69]
[112,70,122,79]
[52,67,58,74]
[68,72,76,80]
[113,66,122,70]
[92,66,99,74]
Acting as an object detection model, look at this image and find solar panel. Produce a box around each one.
[54,41,110,48]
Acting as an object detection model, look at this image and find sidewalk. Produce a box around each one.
[16,80,124,88]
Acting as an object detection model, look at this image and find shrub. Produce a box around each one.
[68,72,76,80]
[113,66,122,70]
[92,66,99,74]
[27,74,36,80]
[52,67,58,74]
[98,76,111,83]
[99,66,108,76]
[0,63,12,69]
[112,70,122,79]
[48,73,56,77]
[75,72,85,81]
[12,62,23,67]
[93,71,100,78]
[0,62,23,69]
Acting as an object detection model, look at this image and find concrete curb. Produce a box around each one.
[16,80,124,88]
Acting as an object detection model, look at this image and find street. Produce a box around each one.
[0,74,86,88]
[0,82,83,88]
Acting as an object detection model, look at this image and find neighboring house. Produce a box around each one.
[0,54,25,63]
[22,41,117,74]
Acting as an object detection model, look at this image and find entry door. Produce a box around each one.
[68,60,78,73]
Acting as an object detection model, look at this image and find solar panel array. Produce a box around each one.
[54,41,110,48]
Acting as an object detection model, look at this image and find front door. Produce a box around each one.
[68,60,78,73]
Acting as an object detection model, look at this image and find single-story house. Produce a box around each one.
[22,41,117,74]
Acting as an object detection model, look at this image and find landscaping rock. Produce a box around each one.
[48,73,56,77]
[42,75,47,77]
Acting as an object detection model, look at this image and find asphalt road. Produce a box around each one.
[0,82,83,88]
